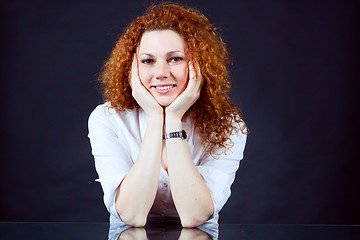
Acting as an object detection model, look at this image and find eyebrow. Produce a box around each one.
[139,51,185,57]
[167,51,185,56]
[139,53,154,58]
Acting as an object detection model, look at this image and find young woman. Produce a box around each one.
[88,3,247,227]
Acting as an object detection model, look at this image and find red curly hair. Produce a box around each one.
[100,2,247,154]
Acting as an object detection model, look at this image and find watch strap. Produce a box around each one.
[163,130,187,140]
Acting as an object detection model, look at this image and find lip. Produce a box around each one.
[152,84,176,94]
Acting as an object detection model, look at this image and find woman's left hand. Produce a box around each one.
[165,62,203,120]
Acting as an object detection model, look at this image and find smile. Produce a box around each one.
[154,85,175,90]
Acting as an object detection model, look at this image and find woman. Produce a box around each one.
[88,3,247,227]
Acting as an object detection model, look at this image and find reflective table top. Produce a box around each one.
[0,222,359,240]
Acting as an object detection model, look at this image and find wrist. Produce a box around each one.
[165,107,183,119]
[163,130,187,140]
[165,114,182,132]
[147,113,164,125]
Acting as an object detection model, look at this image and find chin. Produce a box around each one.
[156,97,176,107]
[158,101,171,107]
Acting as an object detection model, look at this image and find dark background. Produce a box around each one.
[1,0,359,223]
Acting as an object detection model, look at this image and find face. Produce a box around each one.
[137,30,189,106]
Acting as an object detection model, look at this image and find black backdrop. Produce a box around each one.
[1,0,359,223]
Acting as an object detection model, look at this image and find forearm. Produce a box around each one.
[115,114,163,226]
[166,116,214,227]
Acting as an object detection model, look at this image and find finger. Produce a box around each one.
[187,62,197,90]
[189,61,197,82]
[130,54,139,88]
[189,62,203,91]
[196,64,204,89]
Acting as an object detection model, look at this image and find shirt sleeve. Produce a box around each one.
[88,106,133,223]
[196,127,247,215]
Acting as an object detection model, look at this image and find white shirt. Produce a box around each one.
[88,102,247,225]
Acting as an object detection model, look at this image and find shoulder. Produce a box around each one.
[209,116,248,157]
[229,117,248,144]
[89,102,115,118]
[88,102,142,131]
[89,102,139,120]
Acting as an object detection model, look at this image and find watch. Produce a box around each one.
[163,130,187,140]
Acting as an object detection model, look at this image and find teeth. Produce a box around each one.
[156,85,174,90]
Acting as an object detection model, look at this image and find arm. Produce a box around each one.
[115,56,164,227]
[165,119,214,227]
[115,114,162,226]
[165,64,213,227]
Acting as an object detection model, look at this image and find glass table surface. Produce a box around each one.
[0,222,359,240]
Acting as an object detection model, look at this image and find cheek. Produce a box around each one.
[173,65,189,86]
[138,66,151,86]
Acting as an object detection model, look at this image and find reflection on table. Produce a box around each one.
[109,222,219,240]
[0,222,359,240]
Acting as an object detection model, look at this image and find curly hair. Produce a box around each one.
[100,2,248,154]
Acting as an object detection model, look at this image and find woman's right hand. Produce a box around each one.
[130,54,163,117]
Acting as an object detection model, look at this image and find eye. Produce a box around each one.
[141,59,154,64]
[169,57,183,63]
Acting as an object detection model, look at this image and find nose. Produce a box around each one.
[154,61,170,80]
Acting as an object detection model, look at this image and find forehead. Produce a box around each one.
[138,30,186,53]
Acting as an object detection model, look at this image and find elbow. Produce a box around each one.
[180,201,214,228]
[181,216,208,228]
[116,202,147,227]
[180,211,213,228]
[119,213,147,227]
[181,219,204,228]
